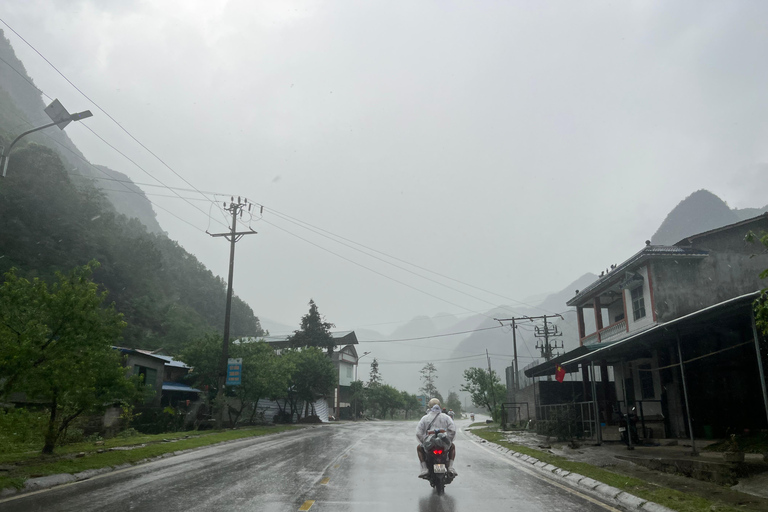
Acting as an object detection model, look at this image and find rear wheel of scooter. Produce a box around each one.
[435,475,445,495]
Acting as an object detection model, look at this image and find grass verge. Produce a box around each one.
[0,425,298,492]
[469,427,741,512]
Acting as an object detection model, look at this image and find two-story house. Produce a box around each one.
[560,213,768,440]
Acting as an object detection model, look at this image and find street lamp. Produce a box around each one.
[0,99,93,177]
[354,351,371,382]
[353,351,371,421]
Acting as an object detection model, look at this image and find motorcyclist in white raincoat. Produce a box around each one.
[416,398,457,478]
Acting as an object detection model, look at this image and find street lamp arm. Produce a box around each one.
[1,120,60,177]
[1,109,93,178]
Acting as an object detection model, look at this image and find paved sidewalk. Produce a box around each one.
[483,428,768,511]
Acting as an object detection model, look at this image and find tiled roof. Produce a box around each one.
[566,245,708,307]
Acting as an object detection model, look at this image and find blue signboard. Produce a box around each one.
[226,358,242,386]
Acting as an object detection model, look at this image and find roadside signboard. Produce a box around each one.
[226,358,242,386]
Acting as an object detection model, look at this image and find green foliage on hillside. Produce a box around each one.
[0,143,262,354]
[0,263,142,453]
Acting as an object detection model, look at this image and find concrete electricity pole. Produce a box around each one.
[208,197,256,429]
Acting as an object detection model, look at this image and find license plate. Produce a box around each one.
[618,427,626,432]
[433,464,447,474]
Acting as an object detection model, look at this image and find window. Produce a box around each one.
[346,365,353,378]
[631,286,646,321]
[134,365,157,388]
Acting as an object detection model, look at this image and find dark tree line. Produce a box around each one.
[0,143,263,354]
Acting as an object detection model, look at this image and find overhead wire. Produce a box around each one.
[2,19,587,332]
[358,325,505,343]
[0,48,230,233]
[261,204,555,315]
[260,206,528,316]
[0,17,230,229]
[261,217,498,319]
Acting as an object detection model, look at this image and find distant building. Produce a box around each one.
[114,347,200,407]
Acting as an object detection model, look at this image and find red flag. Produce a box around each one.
[555,365,566,383]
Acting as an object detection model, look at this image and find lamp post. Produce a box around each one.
[1,99,93,178]
[353,351,371,421]
[354,351,371,382]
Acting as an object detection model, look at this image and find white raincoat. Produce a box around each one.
[416,405,456,444]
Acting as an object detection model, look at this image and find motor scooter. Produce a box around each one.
[421,429,455,495]
[619,406,640,446]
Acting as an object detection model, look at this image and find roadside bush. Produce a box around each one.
[130,407,187,434]
[0,407,47,453]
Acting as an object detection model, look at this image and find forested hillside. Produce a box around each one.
[0,31,263,355]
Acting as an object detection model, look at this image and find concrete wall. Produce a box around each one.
[651,252,768,322]
[124,354,164,406]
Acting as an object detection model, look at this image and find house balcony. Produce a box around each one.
[581,319,627,347]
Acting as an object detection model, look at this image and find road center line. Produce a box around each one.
[298,500,315,510]
[320,477,330,485]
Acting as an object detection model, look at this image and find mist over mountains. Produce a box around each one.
[361,188,768,399]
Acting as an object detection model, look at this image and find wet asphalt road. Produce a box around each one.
[0,419,619,512]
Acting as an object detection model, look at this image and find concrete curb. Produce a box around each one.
[463,429,675,512]
[0,427,301,500]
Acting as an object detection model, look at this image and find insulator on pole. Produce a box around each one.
[248,204,252,211]
[260,205,264,214]
[231,196,234,202]
[238,196,241,203]
[224,202,227,208]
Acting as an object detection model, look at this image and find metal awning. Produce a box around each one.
[523,344,617,378]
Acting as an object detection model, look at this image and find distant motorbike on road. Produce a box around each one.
[421,429,455,495]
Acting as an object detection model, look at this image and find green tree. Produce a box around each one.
[0,263,140,453]
[368,357,382,388]
[179,333,222,402]
[401,391,422,419]
[461,367,506,419]
[227,341,291,425]
[288,300,336,354]
[349,380,366,419]
[747,231,768,337]
[419,363,441,401]
[446,391,463,418]
[280,348,337,420]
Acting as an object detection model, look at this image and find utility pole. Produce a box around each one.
[534,315,564,362]
[208,197,257,429]
[494,317,523,391]
[486,349,497,413]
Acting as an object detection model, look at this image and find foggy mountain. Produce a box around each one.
[379,188,768,401]
[651,189,768,245]
[0,30,161,235]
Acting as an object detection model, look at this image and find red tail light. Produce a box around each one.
[432,449,443,455]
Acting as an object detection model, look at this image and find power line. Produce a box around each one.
[261,217,498,320]
[0,17,224,220]
[261,205,555,315]
[358,325,504,343]
[0,46,230,233]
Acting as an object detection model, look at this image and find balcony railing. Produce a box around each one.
[581,319,627,346]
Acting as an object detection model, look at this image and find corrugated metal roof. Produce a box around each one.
[161,382,201,393]
[249,331,358,347]
[566,245,708,307]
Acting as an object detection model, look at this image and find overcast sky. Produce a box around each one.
[3,1,768,336]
